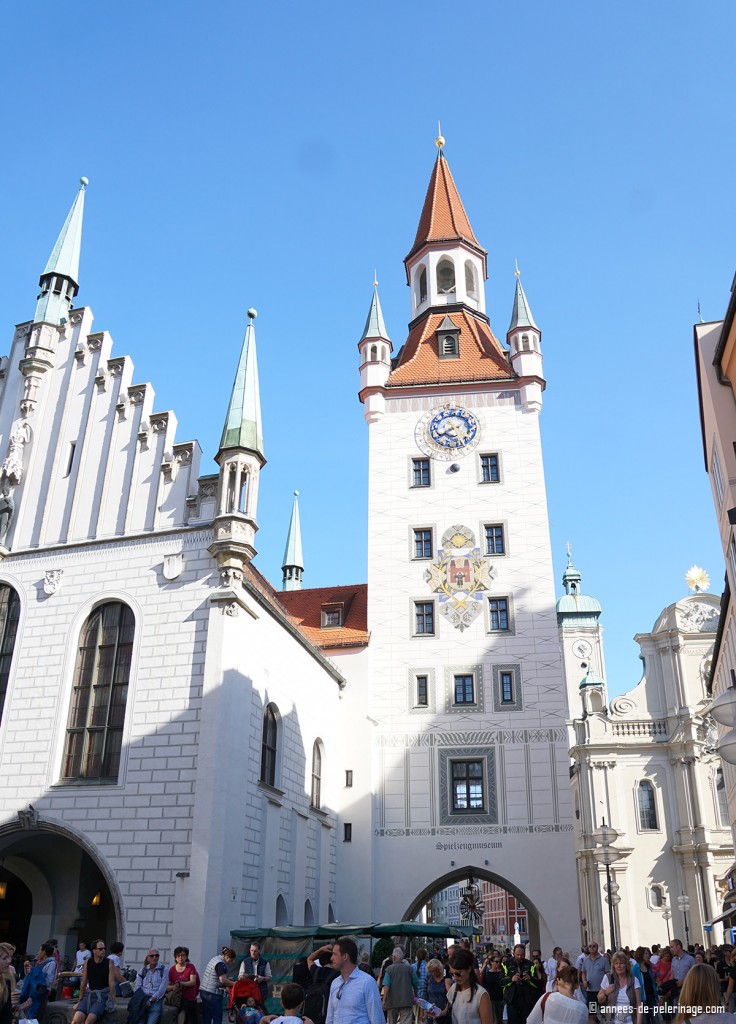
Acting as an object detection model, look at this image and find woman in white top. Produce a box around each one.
[598,952,642,1024]
[528,963,588,1024]
[447,949,492,1024]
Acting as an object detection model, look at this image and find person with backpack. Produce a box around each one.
[303,945,340,1024]
[130,950,168,1024]
[526,964,587,1024]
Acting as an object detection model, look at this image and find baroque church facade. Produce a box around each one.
[0,142,580,966]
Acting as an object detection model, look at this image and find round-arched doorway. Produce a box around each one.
[0,820,121,958]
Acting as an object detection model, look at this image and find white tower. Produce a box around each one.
[350,137,579,951]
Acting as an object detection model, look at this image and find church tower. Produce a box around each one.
[351,137,579,950]
[556,550,607,716]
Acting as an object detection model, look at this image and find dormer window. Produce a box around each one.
[321,604,343,629]
[437,258,456,294]
[441,335,458,357]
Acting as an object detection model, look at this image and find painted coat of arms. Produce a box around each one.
[424,525,495,631]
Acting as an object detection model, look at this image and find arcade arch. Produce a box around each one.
[403,865,542,949]
[0,820,121,955]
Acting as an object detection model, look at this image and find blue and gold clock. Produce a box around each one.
[415,405,481,460]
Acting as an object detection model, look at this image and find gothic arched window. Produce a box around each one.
[465,261,477,298]
[418,267,428,304]
[62,601,134,780]
[0,584,19,724]
[437,259,456,294]
[311,740,323,809]
[260,704,279,787]
[637,780,658,831]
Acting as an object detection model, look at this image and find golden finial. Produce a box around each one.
[515,259,520,278]
[374,270,378,288]
[435,120,445,150]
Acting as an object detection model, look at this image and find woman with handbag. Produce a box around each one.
[597,952,642,1024]
[527,964,588,1024]
[426,959,452,1019]
[167,947,200,1024]
[71,940,116,1024]
[447,949,492,1024]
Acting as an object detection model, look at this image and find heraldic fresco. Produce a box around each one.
[425,525,495,631]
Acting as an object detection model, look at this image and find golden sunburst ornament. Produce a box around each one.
[685,565,710,593]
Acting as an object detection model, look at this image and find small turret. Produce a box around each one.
[281,491,304,591]
[209,309,266,574]
[34,178,88,326]
[358,281,392,424]
[507,270,544,412]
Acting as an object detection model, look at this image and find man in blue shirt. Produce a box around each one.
[326,937,383,1024]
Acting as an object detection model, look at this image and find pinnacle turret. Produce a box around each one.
[282,491,304,591]
[34,178,88,325]
[508,273,539,334]
[360,285,391,344]
[219,309,264,459]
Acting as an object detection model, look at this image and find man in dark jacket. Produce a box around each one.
[501,945,540,1024]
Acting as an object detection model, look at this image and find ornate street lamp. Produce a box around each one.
[592,818,621,951]
[677,892,691,947]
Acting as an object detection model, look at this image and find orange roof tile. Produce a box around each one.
[386,309,515,388]
[279,584,369,649]
[405,154,485,266]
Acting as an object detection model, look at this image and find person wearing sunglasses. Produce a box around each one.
[481,954,504,1024]
[447,949,492,1024]
[131,951,168,1024]
[71,941,115,1024]
[326,937,383,1024]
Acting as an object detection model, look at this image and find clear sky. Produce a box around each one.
[0,0,732,697]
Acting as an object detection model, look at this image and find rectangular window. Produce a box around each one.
[412,458,431,487]
[485,524,505,555]
[713,444,725,510]
[345,770,353,787]
[343,823,352,842]
[321,606,342,628]
[454,673,475,705]
[500,670,514,704]
[413,528,433,559]
[415,602,435,635]
[451,760,485,812]
[489,598,510,631]
[415,674,429,707]
[480,454,500,483]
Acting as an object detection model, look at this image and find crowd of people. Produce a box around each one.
[4,935,736,1024]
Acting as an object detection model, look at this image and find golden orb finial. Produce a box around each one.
[435,119,445,150]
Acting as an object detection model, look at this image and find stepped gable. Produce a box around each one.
[386,308,515,387]
[279,583,369,649]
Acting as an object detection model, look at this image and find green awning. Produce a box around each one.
[231,922,479,941]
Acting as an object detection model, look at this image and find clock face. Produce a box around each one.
[572,639,593,660]
[415,406,480,460]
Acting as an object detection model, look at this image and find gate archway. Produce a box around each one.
[0,816,122,955]
[403,864,543,949]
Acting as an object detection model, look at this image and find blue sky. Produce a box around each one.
[0,0,733,697]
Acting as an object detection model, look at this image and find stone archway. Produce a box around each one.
[0,816,122,958]
[403,864,543,949]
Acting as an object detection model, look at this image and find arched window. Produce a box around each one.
[716,769,729,827]
[650,884,665,908]
[522,334,530,351]
[62,601,134,780]
[304,899,315,926]
[275,894,288,926]
[465,261,477,298]
[637,780,658,830]
[0,584,19,724]
[370,345,377,361]
[437,259,456,294]
[260,704,279,787]
[418,267,427,304]
[311,740,323,809]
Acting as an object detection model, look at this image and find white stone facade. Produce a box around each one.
[564,586,733,948]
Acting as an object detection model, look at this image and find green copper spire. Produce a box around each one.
[507,271,538,334]
[34,177,88,325]
[360,282,390,342]
[282,490,304,591]
[562,544,582,595]
[219,308,264,458]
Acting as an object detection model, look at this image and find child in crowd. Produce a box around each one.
[261,983,314,1024]
[240,996,264,1024]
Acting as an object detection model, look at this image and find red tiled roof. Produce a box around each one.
[279,584,369,649]
[405,154,485,265]
[386,309,515,388]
